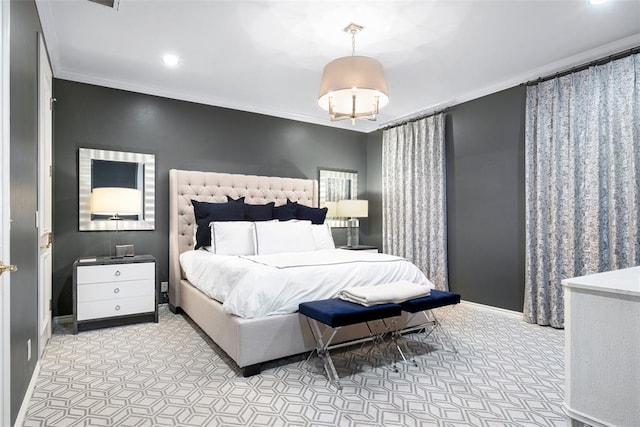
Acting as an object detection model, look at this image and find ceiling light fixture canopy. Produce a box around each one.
[318,23,389,125]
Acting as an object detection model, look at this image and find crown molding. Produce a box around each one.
[54,67,377,134]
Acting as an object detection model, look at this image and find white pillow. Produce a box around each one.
[210,221,256,255]
[311,223,335,250]
[254,221,316,255]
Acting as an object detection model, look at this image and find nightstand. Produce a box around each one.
[338,245,379,253]
[73,255,158,334]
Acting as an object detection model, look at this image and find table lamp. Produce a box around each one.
[90,187,142,256]
[337,199,368,247]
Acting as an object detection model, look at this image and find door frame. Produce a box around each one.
[0,0,11,425]
[37,32,52,356]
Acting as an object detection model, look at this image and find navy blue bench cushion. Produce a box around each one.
[399,290,461,313]
[299,298,401,328]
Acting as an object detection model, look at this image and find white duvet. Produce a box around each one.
[179,249,433,318]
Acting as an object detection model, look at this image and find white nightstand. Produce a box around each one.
[73,255,158,334]
[337,245,379,253]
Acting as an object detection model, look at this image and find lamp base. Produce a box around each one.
[346,218,359,247]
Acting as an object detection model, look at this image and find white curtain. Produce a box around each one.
[382,114,448,290]
[524,53,640,328]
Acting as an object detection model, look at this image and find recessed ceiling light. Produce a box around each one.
[162,54,180,67]
[589,0,609,5]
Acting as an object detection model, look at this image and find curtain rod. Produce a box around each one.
[380,106,451,131]
[526,46,640,86]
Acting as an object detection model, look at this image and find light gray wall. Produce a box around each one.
[52,80,368,316]
[10,0,41,423]
[366,86,526,312]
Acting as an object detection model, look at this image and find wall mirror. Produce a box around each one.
[79,148,155,231]
[318,168,358,228]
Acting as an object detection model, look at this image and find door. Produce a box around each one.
[0,0,12,425]
[37,33,52,356]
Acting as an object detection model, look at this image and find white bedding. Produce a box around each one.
[180,249,433,318]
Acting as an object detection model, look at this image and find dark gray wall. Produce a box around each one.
[10,0,41,423]
[366,86,526,312]
[53,80,368,316]
[446,86,526,311]
[365,130,383,249]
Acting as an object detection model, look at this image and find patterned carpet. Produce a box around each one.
[24,303,567,426]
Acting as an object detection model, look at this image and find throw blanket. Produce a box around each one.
[339,280,431,307]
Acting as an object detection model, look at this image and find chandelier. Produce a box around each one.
[318,23,389,124]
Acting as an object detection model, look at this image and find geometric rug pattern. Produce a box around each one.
[24,303,568,426]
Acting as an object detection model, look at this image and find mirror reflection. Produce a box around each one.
[79,148,155,231]
[318,168,358,228]
[90,160,144,221]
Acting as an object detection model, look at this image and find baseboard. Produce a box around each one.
[563,403,611,427]
[460,300,523,319]
[53,315,73,325]
[13,360,40,427]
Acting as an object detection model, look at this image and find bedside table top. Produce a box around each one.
[337,245,378,251]
[74,254,155,267]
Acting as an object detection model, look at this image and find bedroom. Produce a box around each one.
[2,0,639,426]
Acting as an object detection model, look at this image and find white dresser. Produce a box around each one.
[73,255,158,333]
[562,267,640,427]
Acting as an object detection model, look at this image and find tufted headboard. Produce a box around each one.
[168,169,318,307]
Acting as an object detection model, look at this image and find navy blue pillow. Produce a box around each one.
[244,202,275,221]
[273,203,297,221]
[294,203,328,225]
[228,196,245,204]
[191,200,245,249]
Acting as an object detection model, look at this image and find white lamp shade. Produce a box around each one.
[318,56,389,116]
[324,201,338,218]
[90,187,142,216]
[337,199,368,218]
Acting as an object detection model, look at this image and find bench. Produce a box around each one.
[299,298,401,390]
[299,291,461,389]
[400,289,461,312]
[394,290,461,364]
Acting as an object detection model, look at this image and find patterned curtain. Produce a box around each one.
[382,114,448,290]
[524,53,640,328]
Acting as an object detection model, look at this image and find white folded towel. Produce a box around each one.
[338,280,432,307]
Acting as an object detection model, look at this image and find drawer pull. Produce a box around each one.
[115,305,121,311]
[114,288,120,294]
[115,270,121,277]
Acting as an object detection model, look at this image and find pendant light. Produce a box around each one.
[318,23,389,125]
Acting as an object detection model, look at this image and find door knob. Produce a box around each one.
[0,262,17,276]
[40,232,52,249]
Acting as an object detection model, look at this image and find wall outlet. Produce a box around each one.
[27,339,32,362]
[160,281,168,293]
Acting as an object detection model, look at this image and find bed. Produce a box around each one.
[168,169,427,376]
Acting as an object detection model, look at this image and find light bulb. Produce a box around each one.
[162,54,180,67]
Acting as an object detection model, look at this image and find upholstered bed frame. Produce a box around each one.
[168,169,417,376]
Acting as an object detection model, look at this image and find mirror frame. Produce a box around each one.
[318,167,358,228]
[79,148,155,231]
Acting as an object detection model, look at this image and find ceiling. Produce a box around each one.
[36,0,640,133]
